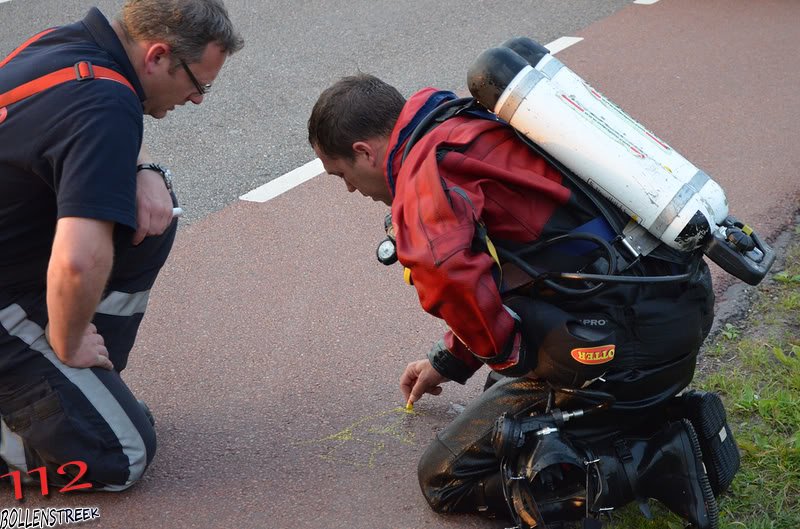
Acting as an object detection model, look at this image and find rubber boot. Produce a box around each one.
[506,419,718,528]
[667,390,740,495]
[590,419,719,529]
[506,429,594,527]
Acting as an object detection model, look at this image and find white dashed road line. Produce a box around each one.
[239,36,584,203]
[240,157,323,202]
[544,36,584,55]
[634,0,660,4]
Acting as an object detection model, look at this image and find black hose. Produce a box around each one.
[495,232,616,297]
[551,386,617,416]
[495,232,695,297]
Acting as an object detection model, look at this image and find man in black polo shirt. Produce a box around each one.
[0,1,242,491]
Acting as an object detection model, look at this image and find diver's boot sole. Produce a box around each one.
[677,390,740,495]
[680,419,720,529]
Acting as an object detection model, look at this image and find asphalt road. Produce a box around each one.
[1,1,799,528]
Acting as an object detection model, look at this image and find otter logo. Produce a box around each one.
[571,345,615,365]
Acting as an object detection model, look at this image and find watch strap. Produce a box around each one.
[136,163,172,191]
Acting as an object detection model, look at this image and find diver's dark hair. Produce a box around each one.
[308,73,405,160]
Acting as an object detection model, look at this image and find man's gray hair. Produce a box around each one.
[116,0,244,64]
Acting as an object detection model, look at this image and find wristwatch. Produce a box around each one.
[136,163,173,191]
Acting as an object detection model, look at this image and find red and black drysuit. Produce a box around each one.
[385,88,714,514]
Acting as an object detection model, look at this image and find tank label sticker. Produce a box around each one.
[575,78,673,154]
[571,345,616,365]
[559,92,648,159]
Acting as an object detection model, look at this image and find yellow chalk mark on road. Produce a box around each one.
[297,406,420,469]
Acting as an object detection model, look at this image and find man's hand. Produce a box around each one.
[400,359,449,406]
[133,168,173,246]
[46,323,114,370]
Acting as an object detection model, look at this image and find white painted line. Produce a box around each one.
[634,0,660,4]
[240,157,324,202]
[0,1,13,4]
[545,36,583,55]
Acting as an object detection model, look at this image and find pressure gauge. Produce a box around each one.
[377,238,397,265]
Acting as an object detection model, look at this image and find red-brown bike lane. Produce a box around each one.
[8,1,798,527]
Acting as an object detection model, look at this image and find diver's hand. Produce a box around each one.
[400,359,449,406]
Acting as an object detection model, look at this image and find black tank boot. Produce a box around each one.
[506,420,718,529]
[667,390,740,496]
[584,419,719,529]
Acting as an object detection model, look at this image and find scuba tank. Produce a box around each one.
[467,38,775,285]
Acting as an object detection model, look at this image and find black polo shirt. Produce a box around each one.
[0,8,146,292]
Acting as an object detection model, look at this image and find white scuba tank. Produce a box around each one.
[468,43,728,253]
[535,52,720,192]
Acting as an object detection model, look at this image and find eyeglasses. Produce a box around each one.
[179,59,212,95]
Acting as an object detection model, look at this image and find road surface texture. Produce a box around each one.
[1,0,798,528]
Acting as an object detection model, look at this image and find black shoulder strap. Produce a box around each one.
[401,97,501,164]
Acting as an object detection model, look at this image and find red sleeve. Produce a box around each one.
[443,330,483,373]
[393,147,516,367]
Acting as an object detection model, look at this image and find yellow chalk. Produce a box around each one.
[393,400,415,415]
